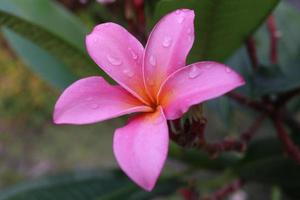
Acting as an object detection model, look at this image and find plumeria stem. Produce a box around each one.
[202,179,245,200]
[272,114,300,164]
[199,114,266,156]
[267,15,279,65]
[246,37,259,69]
[226,92,272,113]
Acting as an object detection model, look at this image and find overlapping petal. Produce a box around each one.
[54,76,152,125]
[143,9,195,99]
[86,23,151,104]
[158,62,245,120]
[113,107,168,191]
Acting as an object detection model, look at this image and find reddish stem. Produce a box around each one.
[203,179,245,200]
[272,115,300,164]
[267,15,279,65]
[226,92,272,113]
[201,114,266,156]
[246,37,259,69]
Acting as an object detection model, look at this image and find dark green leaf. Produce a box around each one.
[0,0,93,69]
[0,169,182,200]
[154,0,279,63]
[2,27,77,90]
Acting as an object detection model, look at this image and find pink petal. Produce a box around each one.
[158,62,245,120]
[113,107,168,191]
[54,76,152,125]
[86,23,151,105]
[143,9,195,99]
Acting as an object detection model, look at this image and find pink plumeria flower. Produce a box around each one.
[54,9,245,191]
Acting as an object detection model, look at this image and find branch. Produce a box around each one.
[246,37,259,69]
[202,179,245,200]
[267,15,279,65]
[200,114,266,156]
[226,92,272,113]
[272,115,300,164]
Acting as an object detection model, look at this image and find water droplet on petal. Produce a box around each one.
[86,97,93,101]
[93,38,98,42]
[162,36,172,48]
[177,15,185,24]
[148,79,155,86]
[128,48,138,60]
[149,55,156,67]
[106,54,122,66]
[225,67,232,73]
[123,69,134,77]
[188,65,201,79]
[90,103,99,109]
[205,64,212,69]
[175,10,181,15]
[187,28,192,34]
[154,116,164,124]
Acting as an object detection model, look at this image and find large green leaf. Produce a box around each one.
[0,169,182,200]
[252,2,300,96]
[235,137,300,198]
[0,0,92,69]
[153,0,279,63]
[2,27,77,90]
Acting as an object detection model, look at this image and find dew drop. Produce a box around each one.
[205,64,212,69]
[149,55,156,66]
[187,28,192,34]
[128,48,138,60]
[177,15,185,24]
[90,103,99,109]
[225,67,232,73]
[123,69,134,77]
[162,36,172,48]
[106,54,122,66]
[154,116,164,124]
[93,38,98,43]
[188,65,201,79]
[175,10,181,15]
[148,79,155,86]
[86,97,93,101]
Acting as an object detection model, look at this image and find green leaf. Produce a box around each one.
[153,0,279,63]
[2,27,77,90]
[0,169,182,200]
[0,0,92,69]
[235,137,300,198]
[252,2,300,95]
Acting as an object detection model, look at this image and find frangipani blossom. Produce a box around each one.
[53,9,245,191]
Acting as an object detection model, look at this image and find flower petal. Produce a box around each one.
[54,76,152,125]
[143,9,195,99]
[158,62,245,120]
[113,106,168,191]
[86,23,151,105]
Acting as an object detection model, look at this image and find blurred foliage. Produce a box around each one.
[0,170,182,200]
[1,0,300,199]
